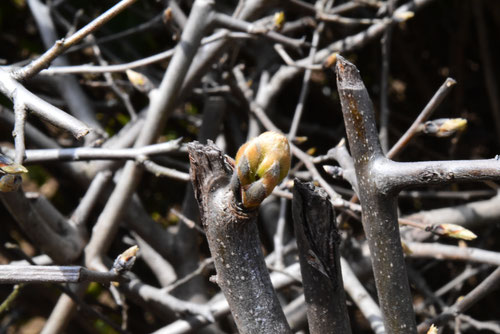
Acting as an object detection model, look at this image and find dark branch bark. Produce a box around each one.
[188,141,291,334]
[336,55,417,333]
[292,180,351,334]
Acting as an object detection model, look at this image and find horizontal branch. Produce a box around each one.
[0,265,124,284]
[403,194,500,241]
[375,158,500,193]
[313,0,435,61]
[406,242,500,266]
[11,0,139,79]
[40,48,175,75]
[17,138,182,163]
[212,12,308,49]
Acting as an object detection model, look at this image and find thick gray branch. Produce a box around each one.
[188,141,291,334]
[336,55,417,333]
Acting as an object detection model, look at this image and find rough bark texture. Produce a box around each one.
[188,141,291,334]
[336,55,417,333]
[292,180,352,334]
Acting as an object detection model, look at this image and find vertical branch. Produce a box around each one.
[335,55,417,333]
[188,141,291,334]
[12,99,27,164]
[84,0,214,270]
[292,180,351,334]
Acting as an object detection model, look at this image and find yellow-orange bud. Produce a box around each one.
[233,131,291,208]
[0,155,27,192]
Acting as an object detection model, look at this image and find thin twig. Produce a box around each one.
[70,171,112,228]
[317,12,381,25]
[169,208,205,234]
[212,12,308,50]
[89,36,137,118]
[387,78,457,159]
[274,44,323,71]
[406,242,500,266]
[0,284,24,314]
[0,265,127,284]
[417,267,500,333]
[0,69,91,139]
[40,48,175,75]
[163,258,213,293]
[142,160,190,181]
[11,0,139,80]
[84,0,214,273]
[340,258,385,334]
[19,139,182,163]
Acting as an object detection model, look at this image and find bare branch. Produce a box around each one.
[387,78,457,159]
[12,99,27,164]
[0,265,126,284]
[417,267,500,333]
[0,69,90,139]
[19,139,182,163]
[11,0,139,80]
[340,258,386,334]
[406,242,500,266]
[142,160,190,181]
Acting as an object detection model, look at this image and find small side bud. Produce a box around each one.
[323,52,338,68]
[434,224,477,241]
[112,245,139,275]
[395,11,415,22]
[126,69,155,93]
[426,324,438,334]
[422,118,467,137]
[163,7,172,23]
[273,11,285,30]
[232,131,291,208]
[323,165,343,179]
[292,136,308,144]
[0,154,28,192]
